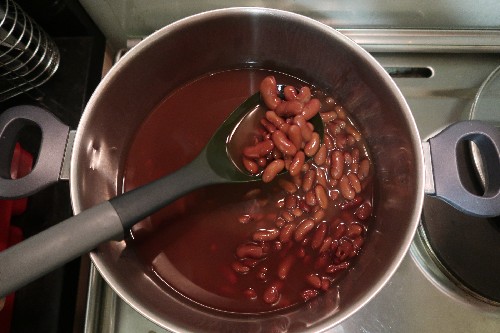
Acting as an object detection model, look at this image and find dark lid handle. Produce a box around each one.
[427,120,500,217]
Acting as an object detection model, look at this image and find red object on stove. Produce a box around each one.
[0,143,33,333]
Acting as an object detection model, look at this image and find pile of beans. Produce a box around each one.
[233,76,373,308]
[242,76,322,183]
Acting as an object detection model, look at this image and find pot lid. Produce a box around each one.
[420,65,500,305]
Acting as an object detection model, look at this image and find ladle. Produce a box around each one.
[0,89,324,297]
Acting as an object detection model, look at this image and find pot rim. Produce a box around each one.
[72,7,425,332]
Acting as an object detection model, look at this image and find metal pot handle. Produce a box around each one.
[424,120,500,217]
[0,105,70,199]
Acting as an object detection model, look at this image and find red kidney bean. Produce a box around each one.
[275,217,286,228]
[314,184,329,209]
[312,208,325,222]
[352,236,364,249]
[302,169,316,192]
[313,254,329,270]
[320,110,338,123]
[326,261,350,274]
[330,150,344,180]
[297,86,312,104]
[265,111,286,129]
[243,139,274,159]
[293,115,313,141]
[270,147,282,160]
[304,132,321,157]
[283,85,298,101]
[305,274,322,289]
[294,219,315,242]
[278,178,298,193]
[260,76,281,110]
[257,158,267,168]
[340,195,363,210]
[281,211,295,223]
[260,117,277,134]
[315,167,327,188]
[279,223,296,243]
[289,151,305,176]
[339,175,356,200]
[343,151,352,166]
[305,190,317,206]
[311,222,327,250]
[323,132,334,149]
[292,207,303,217]
[236,243,266,259]
[313,145,327,166]
[319,236,333,254]
[284,194,297,210]
[327,121,342,136]
[291,174,302,187]
[351,148,360,164]
[287,124,303,150]
[263,282,282,304]
[279,122,291,134]
[330,239,339,254]
[278,254,295,280]
[271,130,297,156]
[334,105,346,119]
[262,159,285,183]
[350,162,359,175]
[275,100,303,117]
[345,124,362,141]
[232,261,250,274]
[302,98,321,120]
[321,277,330,291]
[358,158,370,181]
[346,223,364,238]
[346,135,356,147]
[244,288,257,299]
[243,157,259,174]
[331,223,346,240]
[301,289,319,301]
[253,228,280,242]
[348,173,362,193]
[298,199,313,214]
[238,214,252,224]
[355,201,372,220]
[335,240,354,261]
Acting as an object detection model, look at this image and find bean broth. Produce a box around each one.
[124,69,373,313]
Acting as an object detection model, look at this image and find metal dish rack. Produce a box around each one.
[0,0,59,101]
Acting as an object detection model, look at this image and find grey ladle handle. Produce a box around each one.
[0,151,223,297]
[426,120,500,217]
[0,201,123,297]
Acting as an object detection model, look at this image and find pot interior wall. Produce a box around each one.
[71,8,423,332]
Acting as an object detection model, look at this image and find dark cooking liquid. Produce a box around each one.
[124,69,373,313]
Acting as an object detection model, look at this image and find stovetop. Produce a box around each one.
[82,37,500,332]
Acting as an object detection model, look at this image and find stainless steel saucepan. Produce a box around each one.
[0,8,498,333]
